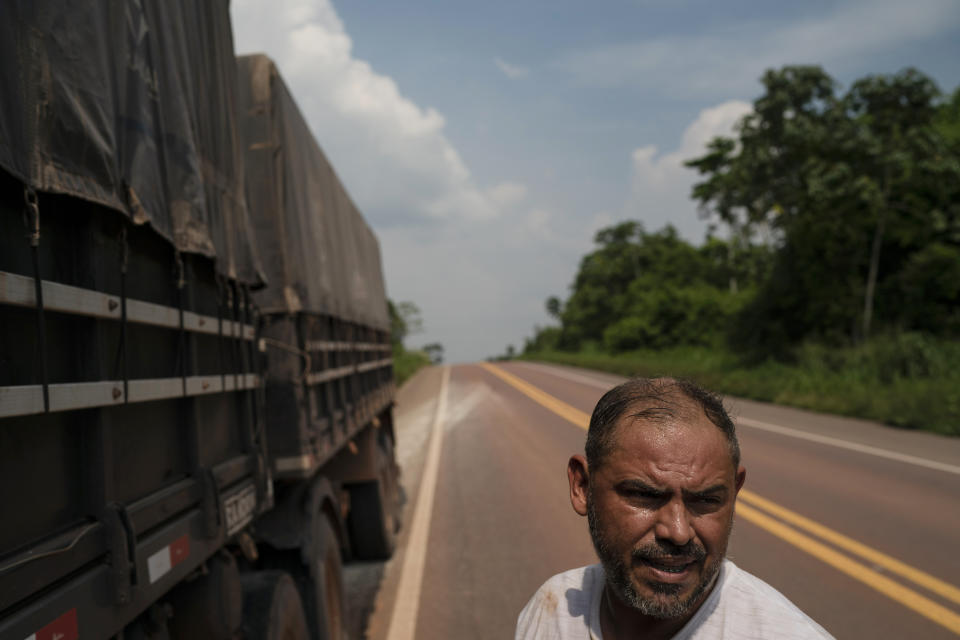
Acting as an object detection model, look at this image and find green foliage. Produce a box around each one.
[602,317,650,352]
[886,243,960,334]
[522,335,960,435]
[602,284,751,351]
[545,296,563,320]
[523,326,561,353]
[392,345,431,386]
[422,342,444,365]
[388,300,424,347]
[555,223,766,352]
[489,344,518,361]
[518,65,960,435]
[936,87,960,144]
[687,65,960,351]
[388,299,434,385]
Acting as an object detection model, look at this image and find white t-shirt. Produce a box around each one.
[515,560,834,639]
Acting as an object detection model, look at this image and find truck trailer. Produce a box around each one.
[0,4,399,639]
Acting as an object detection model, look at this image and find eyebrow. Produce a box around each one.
[685,484,729,498]
[616,480,728,498]
[616,479,669,496]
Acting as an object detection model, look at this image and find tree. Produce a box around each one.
[523,326,561,353]
[844,69,942,338]
[422,342,444,365]
[687,66,960,348]
[545,296,563,320]
[388,300,423,347]
[538,222,758,354]
[559,223,717,349]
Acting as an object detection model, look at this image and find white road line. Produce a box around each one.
[521,361,960,476]
[385,366,450,640]
[737,417,960,476]
[514,361,618,389]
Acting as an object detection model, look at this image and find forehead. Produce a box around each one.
[602,410,734,485]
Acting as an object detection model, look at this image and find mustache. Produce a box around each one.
[632,541,706,564]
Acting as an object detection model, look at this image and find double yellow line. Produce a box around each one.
[479,363,960,635]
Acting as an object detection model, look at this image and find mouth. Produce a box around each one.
[637,556,698,582]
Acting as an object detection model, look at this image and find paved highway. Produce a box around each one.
[347,362,960,639]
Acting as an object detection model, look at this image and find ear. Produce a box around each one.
[567,454,590,517]
[734,465,746,496]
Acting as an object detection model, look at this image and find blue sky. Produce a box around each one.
[232,0,960,362]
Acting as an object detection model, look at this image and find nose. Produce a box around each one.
[654,498,695,546]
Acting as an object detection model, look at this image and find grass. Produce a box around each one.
[521,335,960,436]
[392,345,432,386]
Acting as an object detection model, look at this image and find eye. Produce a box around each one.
[633,489,663,499]
[691,495,724,508]
[620,487,667,503]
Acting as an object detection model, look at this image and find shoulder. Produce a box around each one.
[696,560,834,639]
[515,565,604,640]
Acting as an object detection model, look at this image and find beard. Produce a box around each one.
[586,490,727,619]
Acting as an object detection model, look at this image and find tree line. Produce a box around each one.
[389,300,442,383]
[525,65,960,360]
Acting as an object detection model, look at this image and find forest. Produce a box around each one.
[521,66,960,435]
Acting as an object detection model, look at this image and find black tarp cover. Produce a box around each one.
[0,0,263,284]
[238,55,389,331]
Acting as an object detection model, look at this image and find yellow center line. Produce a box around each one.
[736,503,960,635]
[738,489,960,607]
[479,362,960,635]
[480,362,591,428]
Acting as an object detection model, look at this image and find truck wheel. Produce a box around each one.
[303,517,346,640]
[379,429,403,533]
[240,571,310,640]
[259,517,346,640]
[347,432,400,560]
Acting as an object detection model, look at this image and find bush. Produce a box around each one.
[392,346,431,386]
[601,284,752,353]
[523,335,960,436]
[524,326,562,353]
[603,317,653,352]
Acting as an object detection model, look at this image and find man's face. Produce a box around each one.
[570,410,745,619]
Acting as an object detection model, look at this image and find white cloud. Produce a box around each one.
[231,0,497,224]
[494,57,529,79]
[487,181,528,208]
[625,100,751,240]
[230,0,579,362]
[558,0,959,94]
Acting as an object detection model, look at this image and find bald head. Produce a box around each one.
[585,377,740,473]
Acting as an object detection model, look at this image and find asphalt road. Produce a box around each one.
[347,361,960,639]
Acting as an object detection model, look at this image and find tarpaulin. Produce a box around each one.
[237,54,389,331]
[0,0,263,285]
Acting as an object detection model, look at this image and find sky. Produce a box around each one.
[230,0,960,363]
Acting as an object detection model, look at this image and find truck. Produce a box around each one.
[0,4,400,639]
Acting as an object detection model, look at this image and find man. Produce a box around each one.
[516,377,832,639]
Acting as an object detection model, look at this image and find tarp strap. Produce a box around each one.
[175,252,187,397]
[216,275,226,392]
[229,282,239,391]
[119,227,129,403]
[241,286,251,376]
[241,285,265,447]
[24,187,49,413]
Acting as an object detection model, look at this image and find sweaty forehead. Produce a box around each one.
[605,411,733,478]
[623,390,702,424]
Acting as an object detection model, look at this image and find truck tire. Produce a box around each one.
[240,571,310,640]
[260,516,346,640]
[347,432,400,560]
[301,517,346,640]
